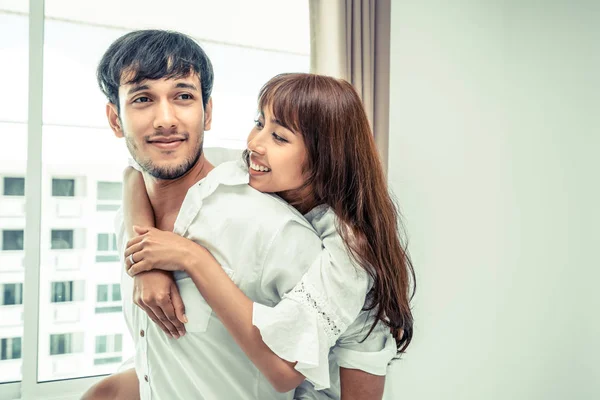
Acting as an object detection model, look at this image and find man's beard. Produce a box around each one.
[125,132,204,180]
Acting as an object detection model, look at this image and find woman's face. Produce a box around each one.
[246,106,309,199]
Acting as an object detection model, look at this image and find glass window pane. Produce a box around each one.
[1,283,23,306]
[112,284,121,301]
[3,177,25,196]
[114,334,122,352]
[50,229,73,249]
[95,335,107,353]
[38,0,309,383]
[97,233,108,251]
[2,229,24,250]
[51,178,75,197]
[96,285,108,302]
[0,5,27,385]
[50,281,82,302]
[97,181,122,201]
[1,337,22,360]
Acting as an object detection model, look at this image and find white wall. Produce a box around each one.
[385,1,599,399]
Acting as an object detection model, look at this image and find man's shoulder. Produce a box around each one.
[204,147,242,166]
[203,163,314,232]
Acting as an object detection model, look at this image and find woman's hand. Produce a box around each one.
[125,226,195,275]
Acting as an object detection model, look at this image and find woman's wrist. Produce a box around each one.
[181,241,208,273]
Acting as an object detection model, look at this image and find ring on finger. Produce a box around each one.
[129,253,135,265]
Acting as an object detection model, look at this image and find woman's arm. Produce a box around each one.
[123,167,187,338]
[124,209,374,393]
[340,368,385,400]
[184,247,305,392]
[124,230,304,393]
[123,166,154,239]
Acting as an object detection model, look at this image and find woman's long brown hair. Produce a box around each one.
[255,73,415,354]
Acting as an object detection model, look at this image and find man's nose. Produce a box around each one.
[154,101,178,130]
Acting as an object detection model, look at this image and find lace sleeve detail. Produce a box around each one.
[284,278,347,347]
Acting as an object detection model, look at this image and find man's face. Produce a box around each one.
[107,72,212,179]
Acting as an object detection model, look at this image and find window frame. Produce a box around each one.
[3,177,26,196]
[2,1,310,398]
[14,2,105,398]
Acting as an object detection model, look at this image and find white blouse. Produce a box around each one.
[253,205,397,397]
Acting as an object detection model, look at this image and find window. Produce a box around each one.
[95,334,122,354]
[96,233,119,262]
[97,182,122,201]
[1,230,24,251]
[51,178,75,197]
[0,3,27,385]
[96,284,122,314]
[50,229,73,250]
[96,284,121,303]
[96,284,121,302]
[51,281,84,303]
[96,284,108,303]
[112,284,121,301]
[1,283,23,306]
[93,356,122,365]
[94,334,123,365]
[49,333,83,355]
[97,233,117,252]
[3,177,25,196]
[2,0,309,390]
[1,337,22,360]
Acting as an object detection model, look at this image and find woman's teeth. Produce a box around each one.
[250,161,271,172]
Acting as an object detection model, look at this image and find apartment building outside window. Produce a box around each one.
[3,177,25,196]
[51,178,75,197]
[1,283,23,306]
[1,337,21,360]
[1,230,24,251]
[50,281,84,303]
[50,229,74,250]
[49,333,83,356]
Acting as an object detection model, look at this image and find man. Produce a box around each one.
[82,30,389,400]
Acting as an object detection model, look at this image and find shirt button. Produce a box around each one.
[140,330,145,337]
[144,375,149,382]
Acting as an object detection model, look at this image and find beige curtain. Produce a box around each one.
[309,0,391,174]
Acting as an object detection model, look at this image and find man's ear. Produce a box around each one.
[203,97,213,131]
[106,103,124,138]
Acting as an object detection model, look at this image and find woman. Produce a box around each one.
[85,73,414,399]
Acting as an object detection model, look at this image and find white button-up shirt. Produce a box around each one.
[117,160,324,400]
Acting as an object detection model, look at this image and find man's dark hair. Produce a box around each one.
[97,30,214,113]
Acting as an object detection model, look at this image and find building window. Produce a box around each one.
[96,233,119,262]
[95,334,122,354]
[1,337,22,360]
[96,284,122,313]
[96,284,121,303]
[1,230,24,251]
[51,229,74,250]
[52,178,75,197]
[97,182,122,201]
[51,281,84,303]
[97,233,117,252]
[93,356,123,365]
[1,283,24,306]
[49,333,83,355]
[3,177,25,196]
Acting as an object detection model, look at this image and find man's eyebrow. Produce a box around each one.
[174,82,199,91]
[127,84,150,96]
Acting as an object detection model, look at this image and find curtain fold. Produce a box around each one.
[310,0,391,174]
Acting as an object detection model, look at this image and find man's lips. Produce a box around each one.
[148,138,186,150]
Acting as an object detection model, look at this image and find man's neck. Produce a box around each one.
[143,155,214,230]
